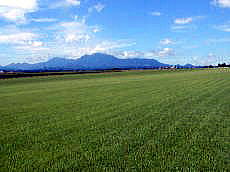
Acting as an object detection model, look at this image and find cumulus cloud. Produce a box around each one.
[50,18,102,45]
[21,17,136,61]
[31,18,58,23]
[145,48,175,58]
[92,26,102,33]
[203,53,218,65]
[215,22,230,32]
[113,48,176,59]
[150,11,162,16]
[121,51,144,58]
[157,48,175,58]
[88,3,105,13]
[172,16,204,32]
[0,10,135,64]
[54,19,96,43]
[16,44,48,52]
[0,0,38,23]
[0,25,49,61]
[66,0,80,6]
[160,38,174,45]
[44,39,136,59]
[212,0,230,8]
[0,32,38,45]
[156,48,175,57]
[190,53,227,66]
[174,17,193,24]
[171,24,198,32]
[174,16,205,25]
[111,50,143,59]
[94,3,105,12]
[30,41,43,47]
[50,0,80,9]
[171,25,188,30]
[91,40,135,52]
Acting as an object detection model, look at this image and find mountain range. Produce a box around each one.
[0,53,188,71]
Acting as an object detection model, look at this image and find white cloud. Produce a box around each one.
[171,25,197,32]
[212,0,230,8]
[31,18,58,23]
[204,53,218,65]
[44,39,135,60]
[0,0,38,23]
[30,41,43,47]
[109,50,143,58]
[0,0,37,9]
[92,40,136,53]
[33,17,135,60]
[148,48,175,58]
[88,3,105,13]
[171,25,188,30]
[158,48,175,57]
[215,22,230,32]
[0,25,47,59]
[66,0,80,6]
[50,0,80,9]
[160,38,174,45]
[0,32,38,45]
[114,48,176,59]
[92,26,102,33]
[174,17,193,24]
[150,11,162,16]
[0,16,134,63]
[94,3,105,12]
[55,19,95,43]
[52,19,102,44]
[15,45,51,64]
[16,45,48,51]
[120,51,143,58]
[174,16,205,26]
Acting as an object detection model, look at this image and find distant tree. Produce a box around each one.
[218,63,228,67]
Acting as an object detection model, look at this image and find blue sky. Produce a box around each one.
[0,0,230,65]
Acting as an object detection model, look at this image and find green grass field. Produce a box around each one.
[0,69,229,171]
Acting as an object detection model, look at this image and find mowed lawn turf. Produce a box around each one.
[0,69,229,171]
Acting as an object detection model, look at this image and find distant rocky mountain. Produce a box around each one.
[0,53,171,71]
